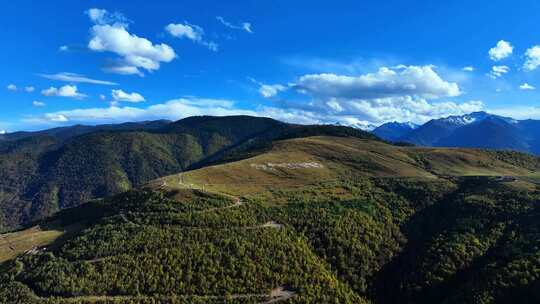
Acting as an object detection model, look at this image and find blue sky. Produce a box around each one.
[2,0,540,132]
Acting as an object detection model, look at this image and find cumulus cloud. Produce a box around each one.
[462,66,474,72]
[41,85,87,99]
[7,84,17,91]
[267,65,485,125]
[111,89,145,103]
[59,45,69,52]
[32,100,46,107]
[39,72,118,85]
[25,86,35,92]
[523,45,540,71]
[87,8,176,76]
[165,22,218,51]
[489,40,513,61]
[295,65,461,99]
[519,83,535,90]
[487,65,509,79]
[20,66,484,128]
[216,16,252,33]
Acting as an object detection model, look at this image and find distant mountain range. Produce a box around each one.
[372,111,540,154]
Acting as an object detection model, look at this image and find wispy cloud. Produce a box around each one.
[32,100,46,107]
[6,84,17,91]
[39,72,118,85]
[165,22,218,51]
[249,78,288,98]
[519,83,535,90]
[487,65,509,79]
[216,16,252,33]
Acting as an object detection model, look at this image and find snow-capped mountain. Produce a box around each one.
[372,121,419,141]
[371,111,540,154]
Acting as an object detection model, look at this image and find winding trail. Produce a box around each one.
[198,197,245,213]
[38,286,296,303]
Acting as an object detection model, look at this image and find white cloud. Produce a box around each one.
[7,84,17,91]
[165,23,218,51]
[490,106,540,120]
[487,65,509,79]
[103,65,142,76]
[111,89,145,103]
[260,84,287,98]
[59,45,69,52]
[18,65,485,128]
[249,78,288,98]
[488,40,513,61]
[86,8,128,26]
[216,16,252,33]
[275,65,484,125]
[39,72,118,85]
[99,94,106,101]
[87,9,176,76]
[166,23,203,41]
[41,85,87,99]
[25,86,35,92]
[462,66,475,72]
[27,97,251,125]
[0,130,5,135]
[26,95,484,129]
[45,114,69,122]
[295,65,461,99]
[32,100,46,107]
[519,83,535,90]
[523,45,540,71]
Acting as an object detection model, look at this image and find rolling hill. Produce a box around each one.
[0,116,284,230]
[154,135,540,197]
[0,116,381,231]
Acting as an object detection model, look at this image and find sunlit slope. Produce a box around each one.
[155,136,538,196]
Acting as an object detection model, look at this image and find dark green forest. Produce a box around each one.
[2,176,540,303]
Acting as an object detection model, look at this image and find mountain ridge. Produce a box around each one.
[372,111,540,154]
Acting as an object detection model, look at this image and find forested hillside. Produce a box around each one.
[0,116,381,231]
[1,175,539,303]
[0,116,280,230]
[1,121,540,303]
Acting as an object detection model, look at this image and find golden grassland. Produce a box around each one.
[0,222,83,263]
[154,136,538,197]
